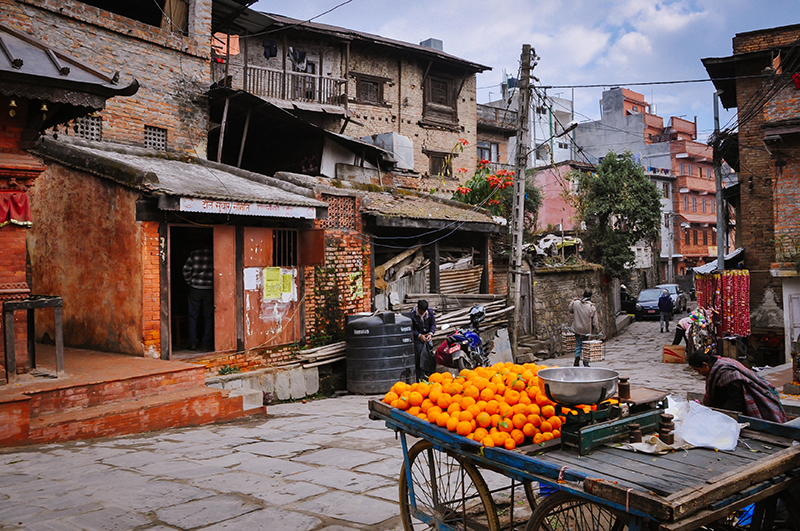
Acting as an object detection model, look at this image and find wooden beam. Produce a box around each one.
[429,240,440,293]
[217,97,230,163]
[237,108,251,168]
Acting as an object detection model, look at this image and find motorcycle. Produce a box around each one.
[434,305,492,372]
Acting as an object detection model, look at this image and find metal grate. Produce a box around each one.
[144,125,167,150]
[273,229,298,267]
[74,115,102,141]
[320,194,356,230]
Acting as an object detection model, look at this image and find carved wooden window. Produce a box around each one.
[144,125,167,150]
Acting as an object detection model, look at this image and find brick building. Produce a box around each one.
[2,0,501,375]
[703,24,800,362]
[0,23,137,380]
[209,10,489,195]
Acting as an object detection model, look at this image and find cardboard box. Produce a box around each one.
[663,345,686,363]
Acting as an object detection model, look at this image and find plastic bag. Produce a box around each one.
[674,401,741,451]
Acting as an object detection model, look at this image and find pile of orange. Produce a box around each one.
[382,362,572,450]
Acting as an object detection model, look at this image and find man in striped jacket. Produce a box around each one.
[183,245,214,351]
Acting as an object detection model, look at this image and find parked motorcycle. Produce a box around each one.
[434,305,492,372]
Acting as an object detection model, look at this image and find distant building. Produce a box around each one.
[575,87,720,282]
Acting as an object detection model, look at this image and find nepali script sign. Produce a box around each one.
[179,197,316,219]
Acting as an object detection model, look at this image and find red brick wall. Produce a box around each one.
[0,225,29,371]
[141,222,161,356]
[729,26,800,314]
[27,162,145,354]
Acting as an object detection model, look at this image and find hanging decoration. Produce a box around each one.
[696,270,750,337]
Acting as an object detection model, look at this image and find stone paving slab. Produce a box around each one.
[3,312,784,530]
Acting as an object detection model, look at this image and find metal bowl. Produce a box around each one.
[537,367,619,406]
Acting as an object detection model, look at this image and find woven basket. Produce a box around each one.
[581,340,604,362]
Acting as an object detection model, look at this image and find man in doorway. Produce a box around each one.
[569,289,601,367]
[183,244,214,351]
[409,299,436,381]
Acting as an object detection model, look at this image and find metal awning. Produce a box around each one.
[691,247,746,274]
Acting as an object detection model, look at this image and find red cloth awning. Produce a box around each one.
[0,191,32,227]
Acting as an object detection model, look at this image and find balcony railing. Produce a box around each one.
[477,104,517,129]
[212,62,347,106]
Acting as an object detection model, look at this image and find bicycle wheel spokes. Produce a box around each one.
[400,440,500,531]
[528,493,628,531]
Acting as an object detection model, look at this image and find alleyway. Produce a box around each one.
[0,312,790,531]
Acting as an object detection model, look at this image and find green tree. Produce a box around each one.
[572,151,661,277]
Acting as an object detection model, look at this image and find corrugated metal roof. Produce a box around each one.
[692,247,745,274]
[35,137,325,209]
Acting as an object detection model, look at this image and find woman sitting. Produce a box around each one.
[688,349,787,423]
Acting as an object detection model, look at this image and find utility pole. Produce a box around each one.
[509,44,533,358]
[713,92,725,272]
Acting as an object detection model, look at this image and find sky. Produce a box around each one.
[250,0,797,142]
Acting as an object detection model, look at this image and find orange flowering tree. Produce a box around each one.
[452,159,542,236]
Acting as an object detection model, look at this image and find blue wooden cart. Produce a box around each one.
[369,399,800,531]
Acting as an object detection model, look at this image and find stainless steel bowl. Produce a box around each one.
[537,367,619,406]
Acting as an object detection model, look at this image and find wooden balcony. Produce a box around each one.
[212,62,347,106]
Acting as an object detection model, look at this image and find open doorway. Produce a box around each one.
[170,226,215,356]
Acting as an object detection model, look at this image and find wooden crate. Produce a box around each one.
[561,329,575,354]
[581,340,604,362]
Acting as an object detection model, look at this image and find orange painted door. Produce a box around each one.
[214,226,237,351]
[243,227,301,350]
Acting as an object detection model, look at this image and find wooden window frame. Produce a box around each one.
[351,72,391,106]
[422,74,458,126]
[426,150,454,179]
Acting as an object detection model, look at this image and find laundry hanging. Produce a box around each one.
[263,39,278,59]
[288,47,307,72]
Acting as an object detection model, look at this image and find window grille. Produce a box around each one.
[321,194,356,230]
[75,115,102,141]
[144,125,167,150]
[273,229,298,267]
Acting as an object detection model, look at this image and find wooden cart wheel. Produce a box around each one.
[524,480,543,509]
[525,492,629,531]
[399,439,500,531]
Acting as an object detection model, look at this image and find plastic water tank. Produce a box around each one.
[345,312,414,394]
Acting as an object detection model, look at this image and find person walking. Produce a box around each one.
[409,299,436,381]
[688,349,787,422]
[658,288,674,333]
[183,244,214,351]
[569,289,601,367]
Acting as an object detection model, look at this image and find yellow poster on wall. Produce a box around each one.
[263,267,281,300]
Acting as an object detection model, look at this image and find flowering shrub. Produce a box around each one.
[451,160,540,227]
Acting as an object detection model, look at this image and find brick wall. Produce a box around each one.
[304,193,372,343]
[141,222,160,356]
[3,0,212,154]
[347,50,480,195]
[27,162,145,354]
[730,28,800,314]
[0,225,30,371]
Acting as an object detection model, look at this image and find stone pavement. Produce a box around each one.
[0,309,795,531]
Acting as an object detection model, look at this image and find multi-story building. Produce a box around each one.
[575,88,718,282]
[703,23,800,363]
[210,14,489,194]
[482,82,575,168]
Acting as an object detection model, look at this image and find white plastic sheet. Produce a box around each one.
[674,401,742,451]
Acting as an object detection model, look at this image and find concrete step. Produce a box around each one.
[26,386,258,445]
[26,365,207,417]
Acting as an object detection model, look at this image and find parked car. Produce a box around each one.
[635,288,665,320]
[621,291,637,315]
[656,283,687,314]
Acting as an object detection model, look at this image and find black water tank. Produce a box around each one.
[345,312,414,394]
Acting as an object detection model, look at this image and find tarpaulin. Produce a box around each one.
[0,191,33,227]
